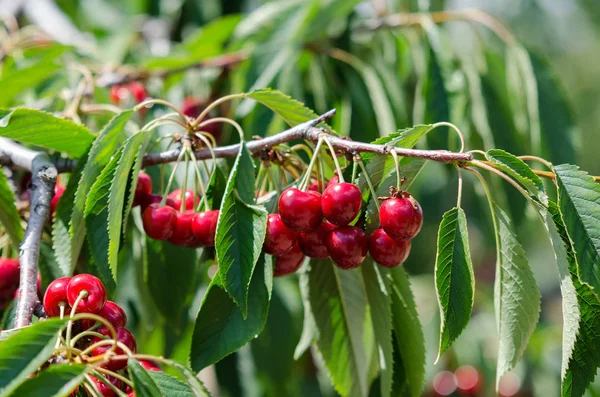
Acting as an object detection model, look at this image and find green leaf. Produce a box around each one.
[554,164,600,292]
[389,267,426,397]
[492,204,541,387]
[361,125,433,162]
[434,207,474,361]
[205,165,227,210]
[485,149,546,202]
[8,364,86,397]
[190,254,272,371]
[216,142,267,316]
[147,371,208,397]
[0,318,67,396]
[246,89,321,127]
[0,108,95,157]
[0,169,23,243]
[0,61,60,107]
[128,359,161,397]
[182,15,241,52]
[308,259,376,397]
[422,47,450,148]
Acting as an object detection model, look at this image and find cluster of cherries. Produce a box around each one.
[135,172,219,248]
[43,273,158,396]
[267,177,423,276]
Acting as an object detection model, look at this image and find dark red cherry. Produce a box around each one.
[133,172,152,206]
[168,211,197,246]
[43,276,72,317]
[191,210,219,247]
[274,243,305,277]
[89,374,122,397]
[379,196,423,241]
[368,228,411,268]
[263,214,298,255]
[167,189,198,212]
[278,188,323,232]
[92,326,137,370]
[0,258,20,309]
[325,226,368,269]
[139,194,176,213]
[50,184,66,216]
[321,182,362,226]
[128,81,148,103]
[298,221,336,259]
[81,300,127,330]
[182,97,203,118]
[142,204,177,240]
[66,274,106,314]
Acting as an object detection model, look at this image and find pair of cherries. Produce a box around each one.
[110,82,148,106]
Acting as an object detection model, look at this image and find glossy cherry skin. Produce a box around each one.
[0,259,20,309]
[379,197,423,242]
[325,226,368,269]
[191,210,219,247]
[140,360,161,371]
[369,228,411,268]
[321,182,362,226]
[50,184,66,216]
[133,172,152,206]
[89,374,122,397]
[263,214,298,255]
[298,221,336,259]
[142,204,177,240]
[274,243,305,277]
[139,194,176,213]
[167,189,198,212]
[81,300,127,330]
[43,277,72,317]
[67,274,106,314]
[92,326,137,370]
[168,211,197,246]
[278,188,323,232]
[129,82,148,103]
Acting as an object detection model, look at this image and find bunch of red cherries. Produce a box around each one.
[266,177,423,276]
[135,172,219,248]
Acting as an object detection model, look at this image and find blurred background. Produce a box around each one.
[2,0,599,395]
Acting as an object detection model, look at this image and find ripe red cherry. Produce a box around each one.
[89,374,122,397]
[182,96,203,118]
[43,277,72,317]
[168,211,197,246]
[298,221,336,259]
[92,326,137,370]
[167,189,198,212]
[139,194,177,213]
[50,184,66,216]
[278,188,323,232]
[369,229,411,268]
[66,274,106,314]
[263,214,298,255]
[142,204,177,240]
[140,360,161,371]
[133,172,152,206]
[274,243,305,277]
[110,85,127,105]
[0,259,20,309]
[327,174,339,187]
[455,365,481,395]
[321,182,362,226]
[325,226,368,269]
[379,196,423,241]
[191,210,219,247]
[128,82,148,103]
[81,300,127,330]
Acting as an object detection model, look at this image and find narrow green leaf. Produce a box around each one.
[128,359,161,397]
[246,88,321,127]
[0,318,67,396]
[486,149,546,201]
[434,207,474,360]
[294,269,316,360]
[361,125,433,162]
[0,108,94,157]
[0,62,60,107]
[0,169,23,243]
[8,364,86,397]
[205,165,227,210]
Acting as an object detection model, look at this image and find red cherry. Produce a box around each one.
[182,97,203,118]
[128,82,148,103]
[43,277,72,317]
[278,188,323,232]
[0,259,20,309]
[81,300,127,330]
[432,371,457,396]
[110,85,126,105]
[191,210,219,247]
[140,360,161,371]
[168,211,197,246]
[133,172,152,206]
[368,229,411,268]
[89,373,123,396]
[142,204,177,240]
[455,365,481,395]
[92,326,137,370]
[66,274,106,314]
[327,174,340,187]
[325,226,368,269]
[167,189,198,212]
[263,214,298,255]
[298,221,336,258]
[379,196,423,241]
[321,182,362,226]
[50,184,66,216]
[308,179,321,192]
[139,194,176,213]
[274,243,305,277]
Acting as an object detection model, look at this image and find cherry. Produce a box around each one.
[325,226,368,269]
[369,228,411,268]
[379,196,423,242]
[432,371,457,396]
[191,210,219,247]
[308,179,321,192]
[66,274,106,314]
[0,258,20,309]
[278,188,323,232]
[129,82,148,104]
[142,204,177,240]
[43,277,72,317]
[182,96,204,118]
[81,300,127,330]
[327,174,340,187]
[263,214,298,255]
[110,85,126,105]
[139,194,176,213]
[298,221,336,259]
[321,182,362,226]
[274,243,305,277]
[167,188,198,212]
[140,360,161,371]
[89,374,123,396]
[50,184,66,216]
[455,365,481,395]
[168,211,198,246]
[92,326,137,370]
[133,172,152,206]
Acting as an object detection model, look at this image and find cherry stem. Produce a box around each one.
[188,147,210,211]
[357,157,380,211]
[69,330,105,347]
[65,290,88,359]
[300,138,324,191]
[430,122,466,152]
[181,151,190,212]
[89,370,128,397]
[160,149,185,206]
[456,166,463,208]
[319,156,326,192]
[94,367,134,388]
[198,116,245,145]
[135,99,186,121]
[190,93,246,129]
[390,150,402,191]
[518,155,553,170]
[322,136,344,183]
[83,375,103,397]
[351,158,358,183]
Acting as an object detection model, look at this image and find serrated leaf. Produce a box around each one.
[554,164,600,292]
[389,267,426,397]
[361,125,433,162]
[128,359,161,397]
[216,142,267,316]
[308,259,375,397]
[190,254,272,371]
[0,169,23,243]
[0,61,60,107]
[486,149,546,202]
[0,108,94,157]
[294,269,316,360]
[434,207,474,360]
[8,364,86,397]
[147,371,208,397]
[246,89,321,127]
[492,204,541,387]
[0,318,67,396]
